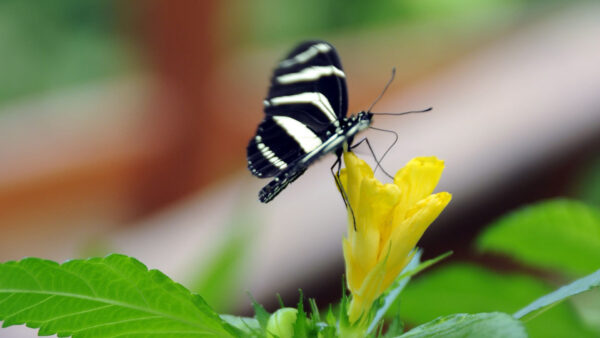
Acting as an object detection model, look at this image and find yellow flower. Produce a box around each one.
[339,152,451,323]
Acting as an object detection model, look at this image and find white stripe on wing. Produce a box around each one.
[276,65,345,84]
[272,116,323,152]
[270,92,338,123]
[254,135,287,170]
[279,43,332,68]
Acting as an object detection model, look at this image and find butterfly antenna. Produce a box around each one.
[367,67,396,113]
[373,107,433,116]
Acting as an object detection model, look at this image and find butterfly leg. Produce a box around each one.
[330,156,346,207]
[351,137,395,179]
[331,154,357,231]
[367,126,399,178]
[350,137,367,150]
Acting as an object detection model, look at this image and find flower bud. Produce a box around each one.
[266,308,298,338]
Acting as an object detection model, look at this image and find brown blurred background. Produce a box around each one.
[1,1,599,335]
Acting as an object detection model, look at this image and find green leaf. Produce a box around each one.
[514,268,600,320]
[570,289,600,332]
[220,315,260,336]
[369,250,451,334]
[572,155,600,207]
[394,251,452,282]
[293,290,308,338]
[325,305,336,327]
[395,264,595,337]
[0,254,235,337]
[381,316,403,337]
[477,199,600,276]
[338,277,351,331]
[250,294,270,330]
[321,305,337,338]
[367,250,423,334]
[399,312,526,338]
[308,298,320,324]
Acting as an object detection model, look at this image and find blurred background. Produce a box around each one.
[1,0,599,337]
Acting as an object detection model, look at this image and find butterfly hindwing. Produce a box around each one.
[247,117,309,178]
[258,166,307,203]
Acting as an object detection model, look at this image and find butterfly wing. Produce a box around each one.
[267,40,348,126]
[247,41,348,181]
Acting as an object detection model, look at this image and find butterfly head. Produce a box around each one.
[355,111,374,131]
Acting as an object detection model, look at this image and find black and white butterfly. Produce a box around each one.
[246,40,373,203]
[247,40,432,203]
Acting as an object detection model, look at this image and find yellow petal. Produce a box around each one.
[347,217,380,289]
[348,254,388,323]
[394,157,445,219]
[340,152,374,213]
[357,177,400,232]
[386,192,452,285]
[345,166,401,291]
[343,237,362,293]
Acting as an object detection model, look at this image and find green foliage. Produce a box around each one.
[514,268,600,320]
[325,305,337,328]
[399,312,527,338]
[3,196,600,337]
[235,0,540,45]
[395,264,594,337]
[477,199,600,276]
[395,251,452,282]
[308,298,320,323]
[226,291,343,337]
[250,295,270,331]
[367,251,423,334]
[571,288,600,332]
[293,291,308,337]
[0,0,132,106]
[0,254,235,337]
[221,315,260,336]
[573,155,600,207]
[394,198,600,337]
[381,316,403,337]
[368,250,452,334]
[337,277,351,332]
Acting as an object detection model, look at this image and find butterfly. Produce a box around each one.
[246,40,374,203]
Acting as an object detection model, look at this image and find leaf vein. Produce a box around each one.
[108,329,217,338]
[3,295,55,321]
[36,303,114,325]
[12,264,44,290]
[102,260,151,308]
[0,293,16,307]
[0,289,203,329]
[70,314,162,335]
[58,265,99,298]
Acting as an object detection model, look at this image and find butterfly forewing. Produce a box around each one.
[268,41,348,125]
[248,41,349,180]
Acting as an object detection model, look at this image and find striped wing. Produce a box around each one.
[247,41,348,179]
